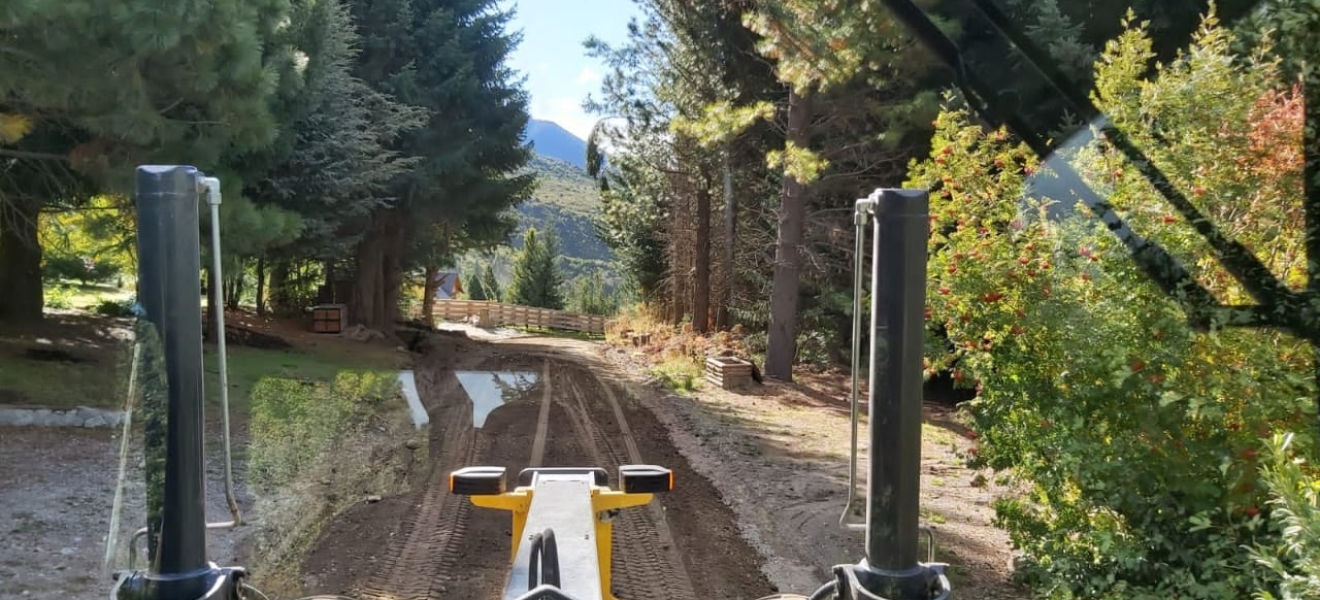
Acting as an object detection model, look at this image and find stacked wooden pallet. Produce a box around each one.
[705,356,753,390]
[312,304,348,334]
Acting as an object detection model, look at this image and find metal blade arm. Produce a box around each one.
[878,0,1317,339]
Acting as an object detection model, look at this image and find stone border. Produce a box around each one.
[0,405,127,428]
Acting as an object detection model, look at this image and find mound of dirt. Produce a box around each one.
[225,326,294,350]
[22,347,94,364]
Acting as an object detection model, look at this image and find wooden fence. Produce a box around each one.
[432,300,606,335]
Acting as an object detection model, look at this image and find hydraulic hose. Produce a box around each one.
[528,528,561,590]
[202,177,243,527]
[841,196,874,530]
[808,580,837,600]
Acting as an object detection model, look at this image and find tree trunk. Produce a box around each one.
[319,260,335,304]
[203,264,217,343]
[717,153,736,330]
[0,199,44,321]
[693,180,712,334]
[256,258,267,316]
[230,266,244,312]
[422,265,438,327]
[351,209,405,332]
[269,261,289,315]
[670,191,687,325]
[225,259,242,311]
[1304,77,1320,427]
[765,89,811,382]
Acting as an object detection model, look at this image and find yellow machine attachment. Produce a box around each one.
[450,465,673,600]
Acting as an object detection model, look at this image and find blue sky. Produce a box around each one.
[503,0,644,140]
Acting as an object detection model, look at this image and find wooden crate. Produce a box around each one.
[705,356,754,390]
[312,304,348,334]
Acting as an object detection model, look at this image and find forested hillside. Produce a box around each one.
[456,127,618,301]
[517,154,612,262]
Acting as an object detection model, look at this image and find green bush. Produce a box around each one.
[908,14,1313,599]
[1250,433,1320,600]
[43,255,120,284]
[44,285,74,309]
[94,298,135,317]
[248,371,398,488]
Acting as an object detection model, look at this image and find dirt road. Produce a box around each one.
[300,333,774,600]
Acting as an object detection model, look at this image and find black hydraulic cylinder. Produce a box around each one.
[866,189,929,571]
[134,165,208,576]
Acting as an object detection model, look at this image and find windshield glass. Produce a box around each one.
[4,1,1312,600]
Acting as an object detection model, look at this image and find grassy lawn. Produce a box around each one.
[45,281,134,311]
[204,341,407,416]
[0,308,408,412]
[0,338,127,409]
[0,312,131,409]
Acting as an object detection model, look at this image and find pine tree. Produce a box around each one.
[238,0,426,266]
[667,0,946,381]
[0,0,288,320]
[567,272,617,316]
[466,266,488,301]
[346,0,535,330]
[508,228,565,310]
[480,262,501,303]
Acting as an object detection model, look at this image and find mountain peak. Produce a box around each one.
[525,119,588,169]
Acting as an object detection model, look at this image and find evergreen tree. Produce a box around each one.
[669,0,946,381]
[0,0,288,320]
[466,266,487,301]
[567,272,617,316]
[346,0,534,330]
[238,0,426,268]
[480,262,501,302]
[508,228,565,310]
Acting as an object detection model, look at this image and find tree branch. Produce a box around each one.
[0,148,68,161]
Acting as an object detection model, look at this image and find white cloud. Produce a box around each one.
[531,96,599,141]
[576,66,601,85]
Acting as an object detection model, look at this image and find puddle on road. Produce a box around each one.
[455,370,539,428]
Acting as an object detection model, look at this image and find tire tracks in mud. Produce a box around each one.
[557,369,696,600]
[356,359,483,600]
[340,342,731,600]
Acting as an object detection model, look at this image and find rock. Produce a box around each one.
[10,411,34,427]
[366,495,382,503]
[83,415,106,428]
[404,439,421,450]
[342,325,386,342]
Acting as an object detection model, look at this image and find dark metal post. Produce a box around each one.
[115,165,242,600]
[867,188,927,569]
[827,188,949,600]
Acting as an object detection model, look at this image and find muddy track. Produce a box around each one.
[558,370,697,600]
[303,337,772,600]
[357,371,482,600]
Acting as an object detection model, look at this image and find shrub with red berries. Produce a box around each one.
[907,15,1313,599]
